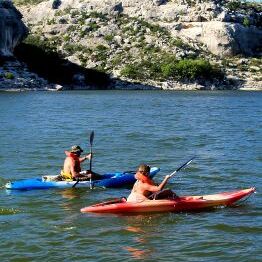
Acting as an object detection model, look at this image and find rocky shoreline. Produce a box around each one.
[0,0,261,91]
[1,55,261,91]
[1,74,261,91]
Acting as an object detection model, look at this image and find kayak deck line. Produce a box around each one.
[80,187,256,214]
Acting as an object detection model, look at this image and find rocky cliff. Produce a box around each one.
[1,0,262,90]
[0,0,54,90]
[0,0,27,57]
[17,0,262,57]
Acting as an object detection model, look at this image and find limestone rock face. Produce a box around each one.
[178,21,262,57]
[230,24,262,57]
[18,0,262,58]
[0,0,28,57]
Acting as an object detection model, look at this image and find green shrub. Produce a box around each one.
[120,64,144,79]
[89,11,108,21]
[80,30,87,38]
[161,63,176,78]
[111,55,122,66]
[23,35,59,53]
[226,1,241,11]
[104,34,114,42]
[170,38,192,49]
[141,21,168,35]
[243,17,250,27]
[88,22,99,31]
[47,18,56,25]
[63,35,70,42]
[221,59,230,67]
[120,58,223,81]
[54,10,64,16]
[63,43,77,55]
[13,0,46,5]
[250,58,262,67]
[95,64,107,73]
[78,54,88,66]
[63,43,84,55]
[96,45,108,51]
[173,59,213,80]
[160,54,177,65]
[94,45,108,61]
[4,72,15,79]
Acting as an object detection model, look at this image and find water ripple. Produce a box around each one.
[0,91,261,261]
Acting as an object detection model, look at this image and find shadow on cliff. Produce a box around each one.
[14,43,110,89]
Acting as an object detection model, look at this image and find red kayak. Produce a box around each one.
[81,188,255,214]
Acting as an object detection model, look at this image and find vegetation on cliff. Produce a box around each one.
[21,10,225,87]
[6,0,262,90]
[13,0,46,5]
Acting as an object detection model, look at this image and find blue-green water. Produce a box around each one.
[0,91,261,262]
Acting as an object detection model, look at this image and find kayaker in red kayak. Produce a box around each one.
[127,164,174,202]
[58,145,101,181]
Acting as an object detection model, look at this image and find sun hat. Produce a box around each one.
[70,145,83,153]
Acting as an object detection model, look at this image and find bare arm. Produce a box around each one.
[141,175,171,192]
[79,153,92,163]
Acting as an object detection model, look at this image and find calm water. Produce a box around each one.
[0,91,261,262]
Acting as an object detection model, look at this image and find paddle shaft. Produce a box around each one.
[169,157,195,178]
[147,157,195,200]
[72,131,94,188]
[89,131,94,189]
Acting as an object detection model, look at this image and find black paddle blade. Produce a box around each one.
[169,156,195,178]
[72,179,80,188]
[176,156,195,172]
[90,131,94,146]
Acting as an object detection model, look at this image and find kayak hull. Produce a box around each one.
[81,188,255,214]
[5,167,160,190]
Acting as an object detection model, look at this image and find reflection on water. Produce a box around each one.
[124,247,149,260]
[0,207,21,215]
[123,225,152,260]
[125,226,144,233]
[58,188,88,212]
[0,177,8,189]
[60,188,83,200]
[122,216,159,260]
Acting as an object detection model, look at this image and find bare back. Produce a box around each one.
[63,156,79,179]
[63,157,73,173]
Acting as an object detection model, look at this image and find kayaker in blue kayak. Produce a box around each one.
[127,164,175,202]
[58,145,101,181]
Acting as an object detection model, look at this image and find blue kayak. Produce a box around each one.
[5,167,160,190]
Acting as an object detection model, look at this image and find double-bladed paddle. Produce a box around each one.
[72,131,95,188]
